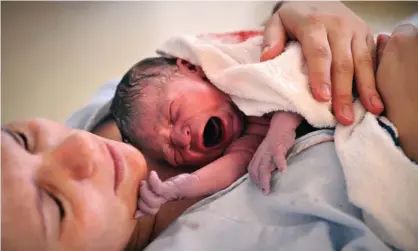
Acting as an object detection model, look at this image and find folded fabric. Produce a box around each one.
[157,30,335,128]
[156,29,418,251]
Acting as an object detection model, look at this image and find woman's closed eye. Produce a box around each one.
[11,129,65,222]
[2,128,30,150]
[16,132,29,150]
[47,191,65,221]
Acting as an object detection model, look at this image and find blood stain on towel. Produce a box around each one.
[199,30,263,44]
[180,219,200,230]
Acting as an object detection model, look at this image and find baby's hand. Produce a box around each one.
[135,171,198,219]
[248,112,301,194]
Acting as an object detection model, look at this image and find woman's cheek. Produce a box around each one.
[62,190,109,245]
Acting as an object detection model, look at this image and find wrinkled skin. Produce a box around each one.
[134,58,244,168]
[248,112,302,194]
[137,110,303,216]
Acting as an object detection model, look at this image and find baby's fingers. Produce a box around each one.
[137,199,160,216]
[149,171,180,200]
[134,210,145,219]
[248,154,262,186]
[258,160,275,195]
[273,153,288,173]
[140,181,167,208]
[148,171,169,196]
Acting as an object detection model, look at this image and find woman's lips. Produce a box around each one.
[106,143,125,193]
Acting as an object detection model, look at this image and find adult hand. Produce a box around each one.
[262,1,384,125]
[375,24,418,162]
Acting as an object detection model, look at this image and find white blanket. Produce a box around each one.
[156,29,418,251]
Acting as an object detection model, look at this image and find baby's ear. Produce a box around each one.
[176,58,205,78]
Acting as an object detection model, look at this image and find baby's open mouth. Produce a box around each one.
[203,117,223,147]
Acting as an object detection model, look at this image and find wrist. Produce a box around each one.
[270,112,302,130]
[169,173,199,199]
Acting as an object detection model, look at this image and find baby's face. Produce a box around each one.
[135,63,244,167]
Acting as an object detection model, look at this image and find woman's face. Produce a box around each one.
[1,118,147,251]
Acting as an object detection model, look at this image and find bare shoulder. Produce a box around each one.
[227,133,265,155]
[244,115,271,137]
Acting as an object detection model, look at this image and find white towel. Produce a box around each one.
[156,29,418,251]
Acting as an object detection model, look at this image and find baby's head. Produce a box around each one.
[110,57,244,167]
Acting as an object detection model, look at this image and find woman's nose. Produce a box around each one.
[48,132,95,181]
[171,125,191,149]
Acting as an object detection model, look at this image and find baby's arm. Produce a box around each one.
[164,135,262,196]
[136,134,264,218]
[248,111,302,194]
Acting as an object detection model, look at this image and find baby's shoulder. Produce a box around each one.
[244,115,271,137]
[227,135,263,154]
[225,114,272,154]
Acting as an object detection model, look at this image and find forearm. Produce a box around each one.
[179,151,253,198]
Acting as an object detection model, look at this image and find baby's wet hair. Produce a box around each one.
[110,57,178,149]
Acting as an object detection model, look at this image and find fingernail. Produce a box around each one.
[370,95,383,110]
[321,84,331,100]
[261,45,271,55]
[341,104,354,121]
[262,188,269,195]
[135,210,144,219]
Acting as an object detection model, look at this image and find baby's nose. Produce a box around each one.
[171,126,191,149]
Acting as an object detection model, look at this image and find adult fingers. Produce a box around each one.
[328,28,355,125]
[392,23,418,37]
[385,24,418,59]
[353,34,384,115]
[261,12,286,62]
[377,34,391,64]
[298,23,332,102]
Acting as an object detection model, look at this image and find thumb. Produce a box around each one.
[261,13,286,62]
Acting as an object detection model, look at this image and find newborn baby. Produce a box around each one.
[110,57,303,217]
